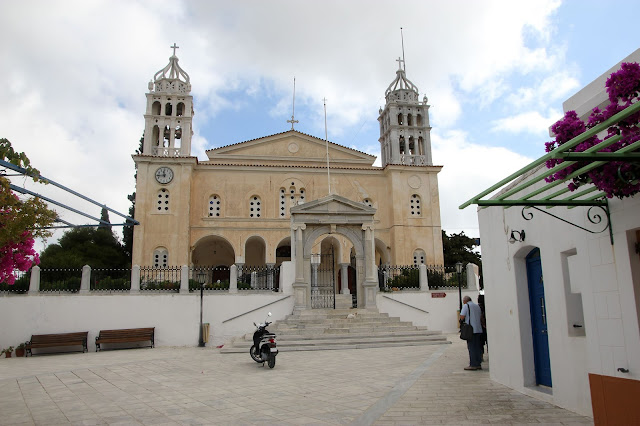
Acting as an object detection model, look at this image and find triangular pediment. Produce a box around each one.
[205,130,376,167]
[291,194,376,216]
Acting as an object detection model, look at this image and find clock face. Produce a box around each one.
[155,167,174,184]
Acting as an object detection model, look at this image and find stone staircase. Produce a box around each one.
[219,308,450,353]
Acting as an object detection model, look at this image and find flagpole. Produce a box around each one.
[324,98,331,195]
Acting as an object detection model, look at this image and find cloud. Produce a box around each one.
[0,0,571,251]
[432,130,533,236]
[490,108,563,135]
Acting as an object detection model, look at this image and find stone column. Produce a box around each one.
[311,262,318,287]
[80,265,91,294]
[266,263,275,290]
[361,224,378,308]
[292,224,309,310]
[340,263,350,294]
[130,265,140,293]
[419,264,429,291]
[29,265,40,294]
[180,265,189,294]
[229,264,238,294]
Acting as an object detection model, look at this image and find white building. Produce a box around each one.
[462,49,640,420]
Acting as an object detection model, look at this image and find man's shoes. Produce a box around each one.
[464,366,482,370]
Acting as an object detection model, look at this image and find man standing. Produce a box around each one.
[460,295,483,370]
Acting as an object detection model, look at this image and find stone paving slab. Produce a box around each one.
[0,336,593,425]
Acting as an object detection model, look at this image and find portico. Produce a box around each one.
[290,194,379,310]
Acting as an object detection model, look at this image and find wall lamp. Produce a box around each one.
[509,230,525,244]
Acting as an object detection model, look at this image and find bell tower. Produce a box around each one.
[378,58,432,167]
[142,44,194,157]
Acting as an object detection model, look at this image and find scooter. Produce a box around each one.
[250,312,278,368]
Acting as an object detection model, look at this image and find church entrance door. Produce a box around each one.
[311,247,336,309]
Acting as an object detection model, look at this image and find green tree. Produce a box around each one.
[442,230,481,268]
[39,221,129,269]
[122,134,143,261]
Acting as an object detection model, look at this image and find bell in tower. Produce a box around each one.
[141,44,194,157]
[378,58,432,167]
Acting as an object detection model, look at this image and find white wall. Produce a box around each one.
[0,292,295,350]
[478,188,640,416]
[376,288,479,333]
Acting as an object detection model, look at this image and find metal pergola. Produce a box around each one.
[1,159,138,230]
[459,101,640,244]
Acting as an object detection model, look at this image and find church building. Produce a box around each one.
[131,48,444,308]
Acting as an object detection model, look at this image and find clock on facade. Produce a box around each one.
[155,166,174,184]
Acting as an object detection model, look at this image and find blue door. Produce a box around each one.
[526,248,552,387]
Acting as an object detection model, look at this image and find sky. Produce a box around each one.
[2,0,639,252]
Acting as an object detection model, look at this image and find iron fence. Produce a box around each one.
[0,269,30,293]
[380,265,420,291]
[378,264,469,291]
[189,266,231,291]
[238,265,279,291]
[40,268,82,292]
[426,265,468,290]
[91,268,131,292]
[140,266,181,292]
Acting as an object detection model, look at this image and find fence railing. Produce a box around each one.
[189,266,230,291]
[3,263,474,295]
[140,266,181,292]
[0,270,30,293]
[40,268,82,293]
[378,264,469,291]
[380,265,420,291]
[91,268,132,292]
[237,265,279,291]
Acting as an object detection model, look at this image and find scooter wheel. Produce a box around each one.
[268,355,276,369]
[250,345,261,363]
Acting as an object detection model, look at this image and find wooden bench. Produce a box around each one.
[95,327,155,352]
[26,332,89,356]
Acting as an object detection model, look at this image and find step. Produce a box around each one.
[219,339,450,354]
[222,308,449,354]
[230,334,447,348]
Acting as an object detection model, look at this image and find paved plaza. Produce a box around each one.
[0,336,593,425]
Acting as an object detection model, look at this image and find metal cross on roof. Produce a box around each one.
[396,57,405,71]
[170,43,179,56]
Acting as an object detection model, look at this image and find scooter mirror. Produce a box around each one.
[268,312,272,317]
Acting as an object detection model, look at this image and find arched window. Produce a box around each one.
[410,194,421,216]
[157,188,169,212]
[176,102,185,116]
[397,113,404,125]
[418,136,424,155]
[399,136,406,154]
[279,183,306,217]
[413,249,426,266]
[249,195,261,218]
[416,114,423,126]
[152,101,161,115]
[165,102,173,116]
[279,188,286,217]
[409,137,415,155]
[163,125,170,147]
[174,126,182,147]
[153,247,168,267]
[363,198,373,207]
[407,114,413,126]
[208,194,221,217]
